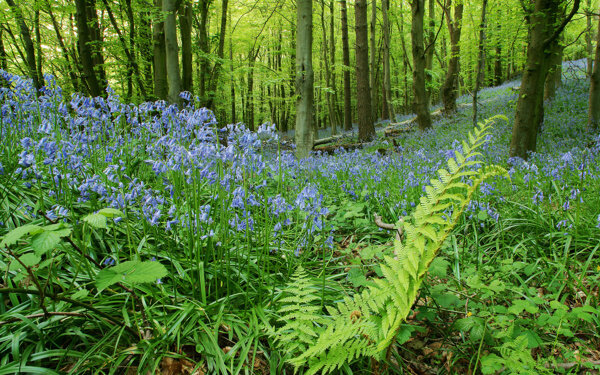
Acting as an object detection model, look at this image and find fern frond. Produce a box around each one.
[275,116,510,374]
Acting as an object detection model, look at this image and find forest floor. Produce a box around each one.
[0,60,599,374]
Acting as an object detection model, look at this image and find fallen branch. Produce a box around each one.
[373,213,403,241]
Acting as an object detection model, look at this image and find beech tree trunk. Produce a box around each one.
[153,0,168,100]
[75,0,106,97]
[197,0,211,102]
[425,0,435,104]
[382,0,394,121]
[321,0,338,136]
[589,10,600,130]
[45,1,80,92]
[206,0,229,110]
[473,0,487,125]
[341,0,353,131]
[180,1,194,93]
[139,3,154,94]
[544,38,563,100]
[440,1,463,115]
[295,0,314,158]
[370,0,377,121]
[587,0,593,78]
[6,0,42,93]
[510,0,580,159]
[163,0,182,106]
[356,0,376,141]
[411,0,432,130]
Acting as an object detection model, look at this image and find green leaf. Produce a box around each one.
[429,258,450,278]
[97,208,124,218]
[520,330,543,349]
[347,268,367,287]
[0,225,43,248]
[31,230,65,256]
[83,213,108,229]
[9,253,41,271]
[480,354,504,374]
[96,260,168,292]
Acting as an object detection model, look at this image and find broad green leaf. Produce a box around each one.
[0,225,43,248]
[83,213,108,229]
[428,258,450,278]
[96,260,168,292]
[97,208,124,218]
[31,229,69,256]
[9,253,41,271]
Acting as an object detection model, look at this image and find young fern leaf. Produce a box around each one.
[277,116,510,374]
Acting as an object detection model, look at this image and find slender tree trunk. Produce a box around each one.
[330,0,342,130]
[587,0,594,78]
[440,1,463,115]
[510,0,579,159]
[180,1,193,93]
[356,0,375,141]
[425,0,435,104]
[295,0,315,158]
[321,0,338,135]
[34,9,43,85]
[494,23,503,86]
[163,0,182,106]
[382,0,394,121]
[411,0,432,130]
[246,50,257,130]
[206,0,229,110]
[473,0,487,125]
[6,0,42,93]
[124,0,135,99]
[45,2,80,92]
[0,27,7,87]
[370,0,377,121]
[197,0,211,103]
[230,21,236,123]
[589,10,600,130]
[341,0,353,131]
[153,0,168,100]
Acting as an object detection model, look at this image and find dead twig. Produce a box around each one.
[373,213,403,241]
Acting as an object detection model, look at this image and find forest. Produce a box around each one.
[0,0,599,374]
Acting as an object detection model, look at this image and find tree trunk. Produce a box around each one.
[411,0,432,130]
[356,0,376,141]
[544,38,563,100]
[382,0,394,121]
[425,0,435,104]
[440,1,463,115]
[75,0,106,97]
[124,0,135,100]
[6,0,42,93]
[370,0,377,122]
[330,0,342,130]
[295,0,315,158]
[153,0,168,100]
[34,9,43,86]
[139,2,154,95]
[45,1,80,93]
[589,10,600,130]
[494,23,503,86]
[509,0,579,159]
[0,27,7,87]
[197,0,211,103]
[321,0,338,136]
[180,1,193,94]
[230,19,236,123]
[206,0,229,110]
[473,0,487,125]
[341,0,353,131]
[163,0,182,106]
[587,0,593,78]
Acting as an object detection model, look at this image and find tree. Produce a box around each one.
[180,0,194,93]
[340,0,353,131]
[473,0,488,125]
[6,0,42,93]
[163,0,182,106]
[356,0,375,141]
[509,0,580,159]
[295,0,314,158]
[382,0,394,121]
[411,0,432,130]
[589,6,600,130]
[153,0,168,100]
[75,0,107,97]
[440,0,464,115]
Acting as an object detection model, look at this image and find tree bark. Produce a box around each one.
[382,0,394,121]
[589,10,600,130]
[197,0,211,103]
[75,0,106,97]
[180,1,193,93]
[295,0,315,158]
[341,0,353,131]
[44,1,80,93]
[473,0,487,125]
[139,2,154,95]
[510,0,580,159]
[425,0,435,104]
[205,0,229,110]
[356,0,376,141]
[153,0,168,100]
[370,0,377,122]
[6,0,42,93]
[440,1,463,115]
[494,23,503,86]
[411,0,432,130]
[544,38,563,100]
[321,0,339,136]
[587,0,593,78]
[163,0,182,106]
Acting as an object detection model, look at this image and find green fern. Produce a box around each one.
[277,116,510,374]
[274,266,326,357]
